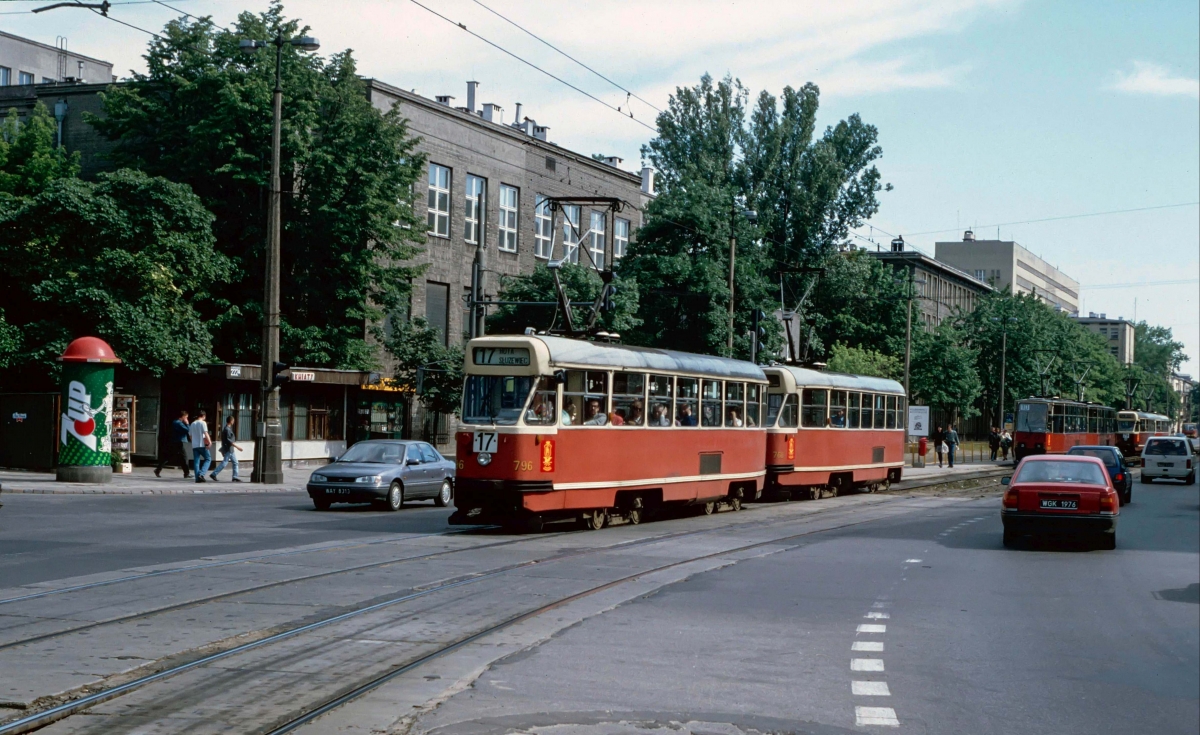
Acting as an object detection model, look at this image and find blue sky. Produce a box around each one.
[4,0,1198,374]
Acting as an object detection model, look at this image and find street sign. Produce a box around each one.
[291,371,316,382]
[908,406,930,437]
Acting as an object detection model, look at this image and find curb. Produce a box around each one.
[0,482,308,496]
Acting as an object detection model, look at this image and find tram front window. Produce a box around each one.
[462,375,536,426]
[1016,403,1048,433]
[1117,418,1135,431]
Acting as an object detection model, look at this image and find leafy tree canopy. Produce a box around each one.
[0,104,80,198]
[89,2,425,369]
[908,324,982,423]
[385,318,463,417]
[826,343,901,380]
[486,263,641,337]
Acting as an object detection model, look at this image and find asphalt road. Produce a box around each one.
[414,474,1200,735]
[0,492,453,587]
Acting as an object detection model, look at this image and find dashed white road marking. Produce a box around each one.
[855,706,900,727]
[853,641,884,652]
[857,624,887,633]
[852,681,891,696]
[872,601,890,609]
[904,558,922,563]
[851,658,885,672]
[865,612,890,619]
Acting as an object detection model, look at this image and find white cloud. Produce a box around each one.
[1109,61,1199,99]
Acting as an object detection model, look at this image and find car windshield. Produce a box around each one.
[1117,419,1136,431]
[462,375,536,426]
[1145,440,1189,456]
[1016,403,1048,432]
[1067,448,1118,467]
[1015,460,1107,485]
[338,442,404,464]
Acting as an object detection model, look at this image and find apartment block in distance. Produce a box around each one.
[1073,313,1135,365]
[0,30,114,86]
[935,231,1080,315]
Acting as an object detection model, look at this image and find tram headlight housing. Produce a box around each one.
[355,475,383,484]
[477,452,492,466]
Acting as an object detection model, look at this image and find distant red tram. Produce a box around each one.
[450,336,769,531]
[1012,398,1117,462]
[762,366,906,499]
[1114,410,1170,460]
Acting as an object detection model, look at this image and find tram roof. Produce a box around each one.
[1018,397,1116,410]
[766,365,904,394]
[1117,409,1170,420]
[476,335,768,382]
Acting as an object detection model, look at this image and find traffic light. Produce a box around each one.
[602,283,617,312]
[751,309,768,363]
[271,361,290,390]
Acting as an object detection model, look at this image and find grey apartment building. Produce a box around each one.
[868,245,994,329]
[934,232,1080,315]
[1073,313,1135,365]
[0,30,114,87]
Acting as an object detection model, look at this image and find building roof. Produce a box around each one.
[866,249,994,292]
[0,30,113,68]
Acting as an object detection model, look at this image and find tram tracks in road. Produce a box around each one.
[0,495,940,734]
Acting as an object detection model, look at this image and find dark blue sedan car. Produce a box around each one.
[1066,445,1132,505]
[307,440,455,511]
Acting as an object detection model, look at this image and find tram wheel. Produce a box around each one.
[581,509,608,530]
[729,496,742,512]
[627,508,642,525]
[703,501,716,515]
[808,487,820,501]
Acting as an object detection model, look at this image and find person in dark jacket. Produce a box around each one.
[209,415,242,482]
[933,425,945,467]
[945,425,961,468]
[989,427,1001,461]
[155,409,192,478]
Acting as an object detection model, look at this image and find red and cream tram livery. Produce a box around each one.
[762,366,906,500]
[1012,398,1116,461]
[1114,410,1170,460]
[450,336,769,530]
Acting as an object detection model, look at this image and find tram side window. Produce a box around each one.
[676,378,699,426]
[724,382,746,427]
[524,376,558,426]
[830,390,847,428]
[701,380,723,427]
[1087,411,1098,433]
[801,388,828,428]
[564,370,609,426]
[777,394,799,428]
[874,394,886,429]
[848,393,861,429]
[886,395,897,429]
[897,397,906,428]
[648,374,674,426]
[859,394,873,429]
[746,384,761,427]
[612,373,646,426]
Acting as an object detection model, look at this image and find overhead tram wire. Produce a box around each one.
[402,0,657,134]
[901,201,1200,237]
[466,0,661,116]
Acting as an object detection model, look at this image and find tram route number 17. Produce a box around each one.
[473,431,499,453]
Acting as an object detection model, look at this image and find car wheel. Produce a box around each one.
[1123,488,1132,505]
[382,482,403,512]
[1002,529,1017,548]
[313,496,331,511]
[1141,473,1152,484]
[1099,533,1116,551]
[434,479,452,507]
[1186,472,1196,486]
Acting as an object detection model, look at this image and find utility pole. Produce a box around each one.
[727,202,736,357]
[998,328,1007,426]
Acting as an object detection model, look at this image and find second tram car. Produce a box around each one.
[762,366,906,499]
[1012,398,1117,461]
[1114,410,1171,460]
[449,336,769,530]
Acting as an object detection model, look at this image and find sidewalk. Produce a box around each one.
[0,465,317,494]
[898,458,1012,489]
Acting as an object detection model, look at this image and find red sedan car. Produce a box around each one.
[1001,454,1120,549]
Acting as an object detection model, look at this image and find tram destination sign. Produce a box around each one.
[473,347,531,366]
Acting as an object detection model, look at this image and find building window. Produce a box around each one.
[974,269,986,280]
[614,217,630,259]
[0,67,11,86]
[588,211,606,269]
[425,281,450,346]
[498,184,518,252]
[464,174,485,245]
[534,195,553,259]
[426,163,450,238]
[19,71,35,86]
[561,204,581,264]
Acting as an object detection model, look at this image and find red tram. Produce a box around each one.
[761,367,906,499]
[449,336,769,531]
[1114,410,1170,460]
[1012,398,1117,462]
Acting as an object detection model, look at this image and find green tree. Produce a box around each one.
[0,170,229,376]
[909,325,982,423]
[826,343,900,379]
[0,104,80,197]
[89,3,425,369]
[486,263,641,337]
[804,250,907,360]
[385,318,464,417]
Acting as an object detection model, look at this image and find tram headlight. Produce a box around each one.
[477,452,492,466]
[355,475,383,484]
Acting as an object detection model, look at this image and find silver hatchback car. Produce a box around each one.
[306,440,455,511]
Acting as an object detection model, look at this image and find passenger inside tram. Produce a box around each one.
[627,399,645,425]
[727,407,743,427]
[584,399,608,425]
[651,403,671,426]
[562,399,577,425]
[677,403,698,426]
[830,406,847,428]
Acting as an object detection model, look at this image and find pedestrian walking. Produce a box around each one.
[155,409,192,478]
[989,427,1001,461]
[1000,429,1013,461]
[209,415,242,482]
[188,409,213,482]
[934,425,945,467]
[946,424,960,468]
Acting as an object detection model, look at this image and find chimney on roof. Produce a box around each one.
[435,95,454,106]
[603,155,624,167]
[1089,312,1097,318]
[533,125,549,141]
[482,103,502,123]
[466,81,479,113]
[1100,313,1107,318]
[890,236,905,252]
[512,102,522,124]
[963,229,975,242]
[641,167,656,195]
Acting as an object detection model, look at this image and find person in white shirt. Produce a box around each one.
[188,409,213,483]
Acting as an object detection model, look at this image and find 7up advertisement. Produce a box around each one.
[57,363,114,478]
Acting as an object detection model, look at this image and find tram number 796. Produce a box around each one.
[473,431,499,453]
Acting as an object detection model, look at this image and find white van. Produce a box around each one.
[1141,437,1195,484]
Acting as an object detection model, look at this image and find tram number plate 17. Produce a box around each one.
[473,431,498,453]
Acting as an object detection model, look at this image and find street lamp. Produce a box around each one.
[241,33,320,484]
[991,316,1018,428]
[727,204,757,356]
